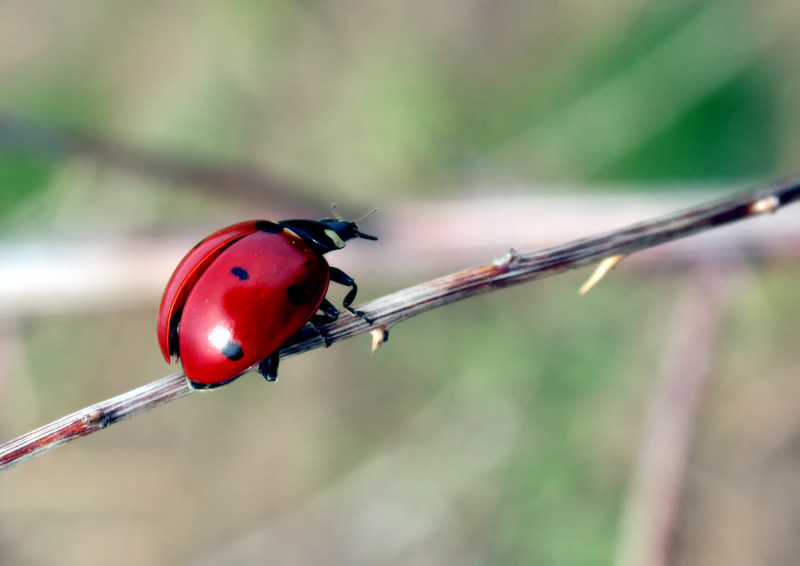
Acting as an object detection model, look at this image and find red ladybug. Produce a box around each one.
[157,214,377,389]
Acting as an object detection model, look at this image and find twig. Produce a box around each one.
[1,175,799,473]
[0,373,192,472]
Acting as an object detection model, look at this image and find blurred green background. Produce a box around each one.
[1,1,799,564]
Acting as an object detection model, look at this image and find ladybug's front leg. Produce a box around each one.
[329,267,372,324]
[257,350,280,382]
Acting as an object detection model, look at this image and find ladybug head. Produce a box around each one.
[281,210,377,255]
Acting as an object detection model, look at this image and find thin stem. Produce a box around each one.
[0,373,192,472]
[294,173,800,348]
[1,174,799,473]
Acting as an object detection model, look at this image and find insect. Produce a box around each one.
[157,211,377,389]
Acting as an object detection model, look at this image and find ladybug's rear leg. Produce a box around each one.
[257,350,280,382]
[168,310,183,358]
[329,267,372,324]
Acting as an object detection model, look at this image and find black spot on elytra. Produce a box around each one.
[286,284,308,305]
[255,221,282,233]
[231,266,249,280]
[221,340,244,361]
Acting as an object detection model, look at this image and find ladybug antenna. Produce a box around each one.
[352,207,378,241]
[353,207,378,224]
[330,203,343,221]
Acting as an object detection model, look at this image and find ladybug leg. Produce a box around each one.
[168,311,182,358]
[329,267,372,324]
[312,298,340,325]
[310,299,339,347]
[257,350,280,382]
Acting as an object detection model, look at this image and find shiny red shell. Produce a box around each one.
[157,221,330,387]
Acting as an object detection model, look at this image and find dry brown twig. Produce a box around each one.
[1,175,799,473]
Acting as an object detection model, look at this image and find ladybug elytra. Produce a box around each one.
[157,214,377,389]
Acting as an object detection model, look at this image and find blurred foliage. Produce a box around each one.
[0,0,797,218]
[0,152,56,211]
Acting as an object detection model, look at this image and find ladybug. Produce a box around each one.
[157,213,377,389]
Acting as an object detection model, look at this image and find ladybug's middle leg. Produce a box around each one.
[311,298,339,326]
[329,267,372,324]
[309,299,339,347]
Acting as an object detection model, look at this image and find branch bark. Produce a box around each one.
[1,175,799,473]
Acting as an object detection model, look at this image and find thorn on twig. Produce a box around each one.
[493,248,521,269]
[370,327,390,357]
[84,410,110,429]
[579,254,626,295]
[749,195,780,215]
